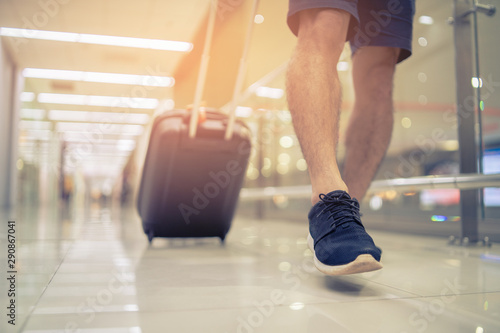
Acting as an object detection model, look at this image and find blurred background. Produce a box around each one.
[0,0,499,240]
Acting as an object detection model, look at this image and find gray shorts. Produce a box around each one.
[287,0,415,63]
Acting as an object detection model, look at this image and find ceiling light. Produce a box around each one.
[23,68,174,87]
[38,93,159,109]
[19,130,52,141]
[235,106,252,118]
[21,92,35,102]
[0,27,193,52]
[38,93,86,105]
[49,110,150,124]
[418,16,434,25]
[19,120,52,130]
[63,137,133,146]
[117,139,136,152]
[61,130,135,139]
[55,122,144,136]
[256,87,284,99]
[21,108,46,120]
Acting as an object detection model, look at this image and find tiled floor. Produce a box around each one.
[1,201,499,333]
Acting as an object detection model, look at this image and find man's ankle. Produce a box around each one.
[311,187,349,205]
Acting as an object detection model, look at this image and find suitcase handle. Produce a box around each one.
[188,0,218,139]
[189,0,260,140]
[225,0,260,140]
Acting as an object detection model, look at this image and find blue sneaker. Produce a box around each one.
[307,190,382,275]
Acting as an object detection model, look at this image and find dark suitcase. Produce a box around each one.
[137,109,251,242]
[137,0,259,243]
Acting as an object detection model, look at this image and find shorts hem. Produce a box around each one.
[350,37,413,63]
[287,1,359,37]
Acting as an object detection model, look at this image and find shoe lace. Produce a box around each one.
[316,192,364,235]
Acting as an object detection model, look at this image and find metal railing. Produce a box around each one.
[240,173,500,244]
[240,173,500,200]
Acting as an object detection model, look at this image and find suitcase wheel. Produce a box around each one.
[147,230,154,244]
[219,234,226,244]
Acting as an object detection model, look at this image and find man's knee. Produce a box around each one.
[296,8,350,50]
[353,47,399,98]
[354,46,400,71]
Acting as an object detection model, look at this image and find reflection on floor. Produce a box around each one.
[1,201,499,333]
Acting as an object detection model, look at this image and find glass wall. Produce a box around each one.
[235,0,500,240]
[476,0,500,219]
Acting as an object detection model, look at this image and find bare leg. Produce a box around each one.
[342,46,400,201]
[286,9,351,205]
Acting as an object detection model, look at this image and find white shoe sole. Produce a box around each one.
[307,234,383,276]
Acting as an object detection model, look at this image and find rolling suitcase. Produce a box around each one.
[137,109,251,242]
[137,0,259,243]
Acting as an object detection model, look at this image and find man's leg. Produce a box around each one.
[286,7,382,276]
[342,46,400,201]
[286,8,351,205]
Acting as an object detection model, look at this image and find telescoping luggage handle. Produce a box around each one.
[188,0,260,140]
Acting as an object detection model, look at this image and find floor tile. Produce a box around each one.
[22,292,500,333]
[2,203,499,333]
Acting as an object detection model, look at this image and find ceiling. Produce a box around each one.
[0,0,208,73]
[0,0,211,181]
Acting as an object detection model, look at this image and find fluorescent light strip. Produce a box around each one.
[63,137,135,145]
[38,93,159,109]
[23,68,175,87]
[66,139,137,152]
[62,132,135,140]
[73,157,128,163]
[49,110,150,124]
[80,164,127,175]
[61,131,137,140]
[20,130,52,140]
[117,140,136,151]
[21,92,35,102]
[72,144,132,155]
[19,120,52,130]
[21,108,46,120]
[235,106,253,118]
[0,27,193,52]
[256,87,284,99]
[56,122,144,135]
